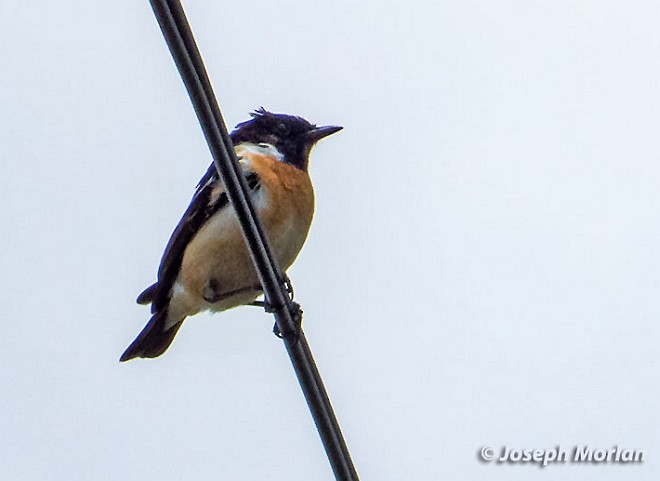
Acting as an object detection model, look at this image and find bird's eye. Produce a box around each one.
[258,142,271,149]
[277,123,289,134]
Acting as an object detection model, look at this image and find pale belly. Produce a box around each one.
[168,189,312,322]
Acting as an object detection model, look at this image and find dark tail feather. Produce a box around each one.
[120,310,184,362]
[136,283,159,305]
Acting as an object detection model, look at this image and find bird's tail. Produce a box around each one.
[120,310,184,362]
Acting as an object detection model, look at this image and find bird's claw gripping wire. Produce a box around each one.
[272,301,303,343]
[282,274,295,301]
[246,275,300,341]
[247,274,294,308]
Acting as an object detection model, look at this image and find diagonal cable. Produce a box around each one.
[147,1,360,479]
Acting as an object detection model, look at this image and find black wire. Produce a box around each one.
[147,1,359,479]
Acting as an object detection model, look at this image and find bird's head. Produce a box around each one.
[230,108,342,171]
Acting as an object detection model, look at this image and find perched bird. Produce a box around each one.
[120,108,341,361]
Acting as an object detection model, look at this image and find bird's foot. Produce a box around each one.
[247,275,293,308]
[273,302,303,343]
[282,274,295,301]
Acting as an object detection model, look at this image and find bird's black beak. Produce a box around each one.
[306,125,343,143]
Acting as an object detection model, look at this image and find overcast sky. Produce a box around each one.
[2,1,659,480]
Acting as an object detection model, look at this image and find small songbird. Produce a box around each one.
[120,108,341,361]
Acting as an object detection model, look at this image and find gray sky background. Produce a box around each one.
[1,1,659,480]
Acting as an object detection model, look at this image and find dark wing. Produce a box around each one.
[137,164,261,312]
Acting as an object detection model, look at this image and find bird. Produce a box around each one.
[120,108,342,361]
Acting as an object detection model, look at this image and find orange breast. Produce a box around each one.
[176,151,315,314]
